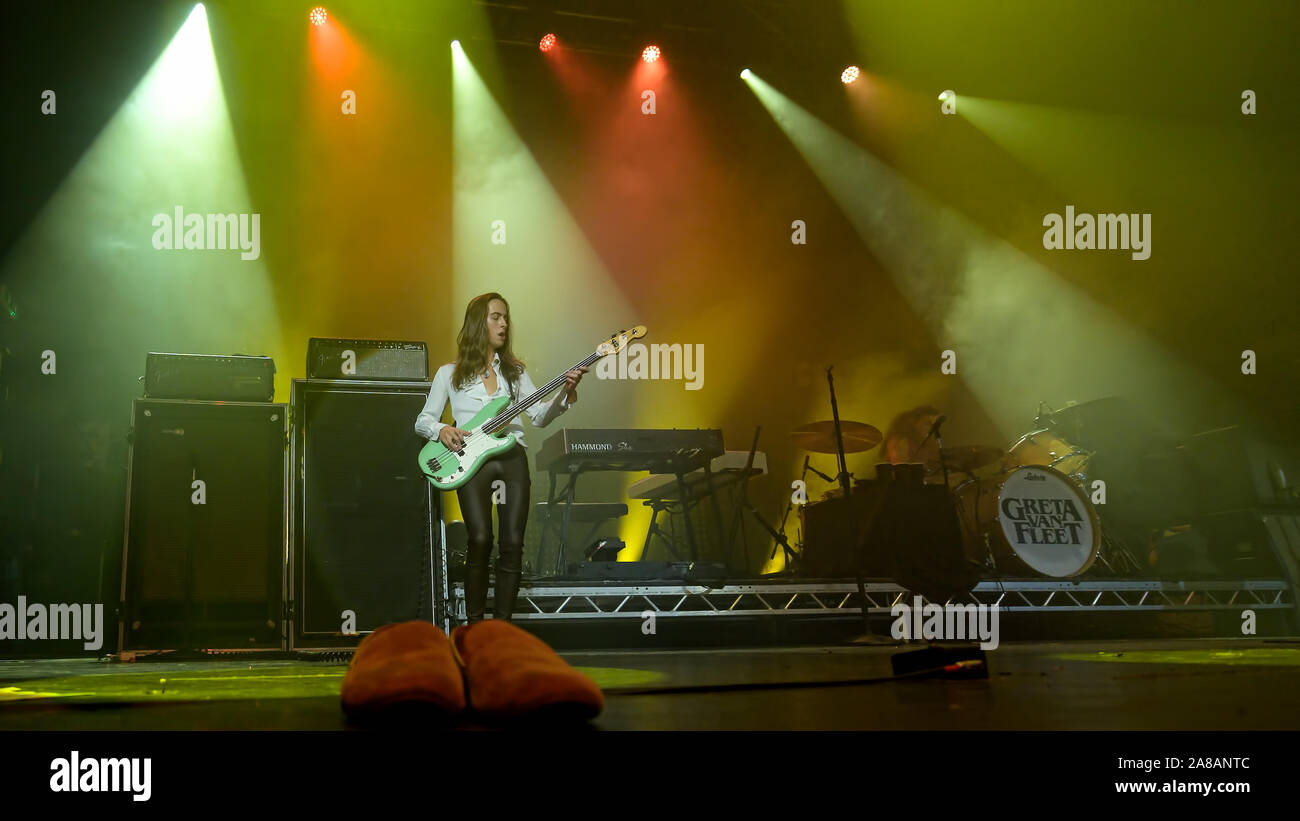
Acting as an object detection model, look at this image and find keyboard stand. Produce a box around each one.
[536,498,628,574]
[701,460,728,562]
[539,446,723,572]
[640,461,728,563]
[639,469,697,562]
[641,497,683,561]
[542,469,583,576]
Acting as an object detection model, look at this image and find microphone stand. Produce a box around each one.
[914,416,952,491]
[804,456,835,485]
[826,367,852,499]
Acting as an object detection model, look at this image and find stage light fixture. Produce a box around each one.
[539,33,557,52]
[641,45,661,63]
[309,6,327,26]
[841,65,860,84]
[740,68,752,79]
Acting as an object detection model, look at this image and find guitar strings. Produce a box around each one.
[441,348,607,459]
[482,350,603,434]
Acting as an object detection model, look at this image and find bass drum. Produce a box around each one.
[953,465,1101,578]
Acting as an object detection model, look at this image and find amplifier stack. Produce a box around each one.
[117,348,448,654]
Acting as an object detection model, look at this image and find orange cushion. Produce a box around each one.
[341,620,466,720]
[452,620,603,722]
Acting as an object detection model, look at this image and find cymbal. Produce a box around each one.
[791,420,883,454]
[940,445,1004,472]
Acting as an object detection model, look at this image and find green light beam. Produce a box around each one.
[741,71,1226,435]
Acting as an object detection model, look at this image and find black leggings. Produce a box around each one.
[456,444,531,576]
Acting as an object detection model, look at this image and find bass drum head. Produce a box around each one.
[994,466,1100,577]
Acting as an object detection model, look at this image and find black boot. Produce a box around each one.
[464,559,490,624]
[492,563,521,622]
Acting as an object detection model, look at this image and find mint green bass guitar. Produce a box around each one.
[417,326,645,490]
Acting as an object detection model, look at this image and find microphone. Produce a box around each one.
[928,415,947,437]
[916,414,947,453]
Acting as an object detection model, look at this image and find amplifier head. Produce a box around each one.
[306,337,429,381]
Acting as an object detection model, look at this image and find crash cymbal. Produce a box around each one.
[940,445,1004,472]
[791,420,883,454]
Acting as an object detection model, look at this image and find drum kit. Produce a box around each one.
[789,399,1137,580]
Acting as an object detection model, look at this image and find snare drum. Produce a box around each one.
[953,464,1101,577]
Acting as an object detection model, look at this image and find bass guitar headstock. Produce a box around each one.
[596,325,647,357]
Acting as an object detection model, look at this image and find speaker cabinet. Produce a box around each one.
[800,483,891,578]
[801,479,975,600]
[119,399,286,651]
[289,379,447,648]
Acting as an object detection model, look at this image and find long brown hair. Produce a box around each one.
[884,404,941,445]
[452,292,524,397]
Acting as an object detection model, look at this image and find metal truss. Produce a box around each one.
[454,579,1293,621]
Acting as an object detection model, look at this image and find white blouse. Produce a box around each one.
[414,353,570,446]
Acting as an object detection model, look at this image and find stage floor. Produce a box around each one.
[2,638,1299,731]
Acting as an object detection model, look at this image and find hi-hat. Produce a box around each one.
[791,420,883,454]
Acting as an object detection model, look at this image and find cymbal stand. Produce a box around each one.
[826,365,879,636]
[770,454,823,569]
[825,366,853,499]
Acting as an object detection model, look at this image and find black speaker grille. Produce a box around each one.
[123,400,285,649]
[295,386,439,642]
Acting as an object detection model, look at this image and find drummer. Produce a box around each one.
[881,404,943,478]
